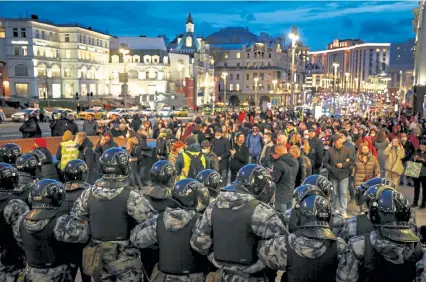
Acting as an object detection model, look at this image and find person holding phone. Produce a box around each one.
[384,138,405,189]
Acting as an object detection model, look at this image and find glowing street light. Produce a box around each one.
[289,25,299,109]
[221,72,228,104]
[119,47,130,108]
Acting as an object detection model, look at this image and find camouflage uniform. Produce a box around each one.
[0,198,29,282]
[190,191,288,282]
[336,230,425,282]
[131,207,205,282]
[13,172,36,205]
[71,183,158,282]
[13,210,89,282]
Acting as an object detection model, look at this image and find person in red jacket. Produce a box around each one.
[238,110,246,124]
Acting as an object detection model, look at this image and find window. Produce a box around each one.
[13,28,18,37]
[13,46,20,56]
[37,65,47,77]
[230,74,233,80]
[236,84,240,91]
[128,69,139,79]
[22,46,27,56]
[83,36,86,44]
[64,67,72,77]
[237,63,240,67]
[186,36,192,47]
[147,70,157,79]
[144,56,151,64]
[49,32,53,41]
[236,74,240,80]
[65,34,70,42]
[229,84,234,91]
[133,55,140,63]
[260,73,264,80]
[80,67,87,79]
[269,53,272,58]
[0,27,4,38]
[15,83,29,97]
[97,39,99,46]
[153,56,159,63]
[35,29,39,39]
[224,53,228,59]
[236,52,240,59]
[20,28,26,38]
[15,64,28,76]
[65,50,71,59]
[247,53,250,58]
[100,40,103,47]
[56,50,59,58]
[51,65,60,77]
[54,33,58,42]
[79,35,82,43]
[246,73,250,80]
[42,31,45,39]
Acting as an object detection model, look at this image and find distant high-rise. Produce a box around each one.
[390,38,415,69]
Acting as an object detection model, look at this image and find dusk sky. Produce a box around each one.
[0,1,418,50]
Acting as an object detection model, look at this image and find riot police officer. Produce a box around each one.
[196,169,223,199]
[339,183,396,242]
[15,153,39,206]
[14,179,90,282]
[0,163,29,281]
[354,177,396,211]
[0,143,22,166]
[191,164,288,281]
[69,147,157,281]
[337,189,425,282]
[59,159,91,282]
[131,178,210,281]
[142,160,181,212]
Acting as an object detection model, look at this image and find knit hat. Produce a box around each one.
[34,137,47,148]
[184,135,197,146]
[62,130,73,142]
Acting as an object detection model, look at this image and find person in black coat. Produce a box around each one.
[94,132,117,161]
[32,137,59,180]
[75,132,97,184]
[19,115,41,138]
[65,115,79,135]
[230,133,249,182]
[308,128,324,174]
[211,128,231,186]
[130,114,142,132]
[50,113,67,137]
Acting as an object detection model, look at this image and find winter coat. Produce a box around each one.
[230,143,249,173]
[203,151,220,172]
[354,152,380,188]
[401,140,415,163]
[130,117,142,132]
[295,155,312,187]
[374,140,390,173]
[384,145,405,175]
[259,141,274,165]
[126,137,140,162]
[94,139,118,161]
[65,120,79,135]
[323,146,354,180]
[272,154,299,205]
[211,137,231,169]
[34,147,59,180]
[410,150,426,177]
[19,118,41,138]
[51,119,67,137]
[246,133,263,157]
[77,138,97,184]
[308,137,324,169]
[82,119,98,136]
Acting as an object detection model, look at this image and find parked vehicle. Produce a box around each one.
[106,108,128,119]
[158,106,173,117]
[11,108,52,122]
[78,109,106,120]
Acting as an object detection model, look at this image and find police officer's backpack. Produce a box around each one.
[186,153,204,178]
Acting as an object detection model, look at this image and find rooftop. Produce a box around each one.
[205,27,258,45]
[112,37,167,51]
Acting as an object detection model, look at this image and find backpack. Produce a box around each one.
[186,152,204,178]
[131,143,143,159]
[156,138,168,158]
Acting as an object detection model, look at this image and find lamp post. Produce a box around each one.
[0,61,5,97]
[254,77,259,107]
[354,78,359,94]
[332,63,339,111]
[289,25,299,109]
[344,72,350,93]
[119,47,129,108]
[221,72,228,104]
[272,79,277,105]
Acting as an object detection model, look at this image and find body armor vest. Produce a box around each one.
[357,214,375,236]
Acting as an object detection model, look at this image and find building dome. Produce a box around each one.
[205,27,258,45]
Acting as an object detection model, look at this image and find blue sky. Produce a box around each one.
[0,1,418,50]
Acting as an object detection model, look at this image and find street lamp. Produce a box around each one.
[289,25,299,109]
[119,47,130,108]
[254,77,259,107]
[221,72,228,104]
[354,78,359,94]
[332,63,339,93]
[272,79,277,104]
[345,72,350,93]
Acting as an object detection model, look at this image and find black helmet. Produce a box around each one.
[33,150,48,165]
[172,178,210,212]
[296,194,336,240]
[303,175,333,199]
[196,169,223,198]
[293,184,325,204]
[99,148,130,178]
[16,153,39,176]
[150,160,176,185]
[64,159,89,182]
[236,164,272,196]
[0,144,22,165]
[30,179,65,209]
[356,178,396,205]
[369,189,419,243]
[0,163,19,191]
[362,184,394,210]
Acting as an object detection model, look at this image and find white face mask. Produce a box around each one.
[215,136,221,139]
[179,148,185,153]
[202,149,209,154]
[126,133,130,138]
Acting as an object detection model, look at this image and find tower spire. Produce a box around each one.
[186,12,193,24]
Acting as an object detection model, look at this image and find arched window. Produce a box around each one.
[146,70,157,79]
[37,64,47,77]
[186,36,192,47]
[128,69,139,79]
[80,66,88,79]
[64,66,72,78]
[51,65,60,77]
[89,67,96,79]
[15,64,28,76]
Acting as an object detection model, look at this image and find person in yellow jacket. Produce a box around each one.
[384,137,406,189]
[56,130,79,181]
[175,135,206,180]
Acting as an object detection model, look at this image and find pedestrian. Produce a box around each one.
[65,114,79,135]
[290,145,311,186]
[201,140,220,172]
[39,107,45,123]
[75,132,97,184]
[211,128,231,185]
[168,140,185,168]
[411,139,426,208]
[323,135,354,217]
[308,128,324,174]
[56,130,79,182]
[125,129,143,189]
[175,135,206,180]
[401,132,415,186]
[32,137,59,180]
[83,113,98,136]
[259,132,274,166]
[374,129,390,178]
[130,114,142,132]
[272,144,299,212]
[94,132,117,162]
[50,113,67,137]
[384,138,405,189]
[19,114,41,138]
[229,133,249,182]
[246,124,263,164]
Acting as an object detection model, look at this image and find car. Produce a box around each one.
[11,108,52,122]
[106,108,128,119]
[52,108,77,119]
[78,109,106,120]
[202,104,213,116]
[141,108,156,117]
[158,106,173,117]
[172,107,189,117]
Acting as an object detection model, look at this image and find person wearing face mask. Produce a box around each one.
[201,140,219,172]
[354,143,380,191]
[230,133,249,182]
[410,139,426,208]
[400,132,415,186]
[19,113,41,138]
[246,124,263,164]
[75,132,97,184]
[384,138,405,189]
[211,128,231,186]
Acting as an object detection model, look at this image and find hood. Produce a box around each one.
[215,191,256,210]
[187,143,201,152]
[80,138,94,149]
[24,217,51,233]
[370,230,420,264]
[278,153,298,167]
[37,147,53,163]
[91,178,127,200]
[288,233,333,259]
[162,208,197,231]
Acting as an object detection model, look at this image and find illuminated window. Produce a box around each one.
[376,48,380,52]
[65,34,70,42]
[236,84,240,91]
[0,27,5,38]
[15,64,28,76]
[15,83,29,97]
[229,84,234,91]
[128,69,139,79]
[147,70,157,79]
[236,52,241,59]
[37,65,47,77]
[22,46,27,56]
[64,67,72,78]
[224,53,228,59]
[186,36,192,47]
[51,65,60,77]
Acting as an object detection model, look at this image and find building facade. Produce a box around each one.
[309,39,390,92]
[0,16,112,100]
[413,2,426,115]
